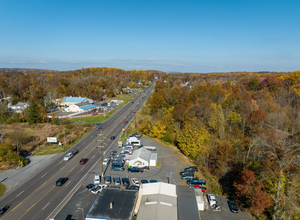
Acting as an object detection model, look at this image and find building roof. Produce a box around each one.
[86,188,138,220]
[137,182,177,220]
[176,186,200,220]
[62,97,87,103]
[127,147,151,162]
[80,104,98,110]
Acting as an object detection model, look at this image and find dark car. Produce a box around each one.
[128,167,144,173]
[112,162,124,167]
[56,177,68,186]
[122,177,130,186]
[187,179,206,186]
[113,177,121,186]
[72,149,79,155]
[111,136,116,140]
[79,158,88,165]
[180,170,194,176]
[184,166,198,172]
[181,174,194,180]
[124,121,128,124]
[126,185,139,191]
[86,183,97,191]
[228,200,239,213]
[104,175,111,184]
[111,166,125,171]
[150,179,158,183]
[141,179,149,184]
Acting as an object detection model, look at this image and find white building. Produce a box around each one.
[126,147,157,168]
[58,96,93,107]
[127,136,140,146]
[9,102,29,113]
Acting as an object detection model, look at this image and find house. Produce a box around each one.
[127,137,140,146]
[64,102,98,113]
[126,147,157,168]
[85,188,138,220]
[9,102,29,113]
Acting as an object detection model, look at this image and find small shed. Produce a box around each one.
[149,153,157,167]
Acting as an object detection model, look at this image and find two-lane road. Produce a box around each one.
[0,82,155,220]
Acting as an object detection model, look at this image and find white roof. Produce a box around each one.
[127,147,151,162]
[139,182,177,197]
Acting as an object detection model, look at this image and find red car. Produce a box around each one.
[79,158,88,165]
[194,185,207,193]
[124,121,128,124]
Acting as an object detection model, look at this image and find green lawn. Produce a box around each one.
[0,183,6,197]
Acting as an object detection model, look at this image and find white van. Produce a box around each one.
[94,175,101,184]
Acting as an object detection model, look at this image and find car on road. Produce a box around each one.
[150,179,158,183]
[181,174,194,180]
[63,152,73,161]
[126,185,139,191]
[186,179,206,186]
[104,175,111,184]
[111,136,116,140]
[207,194,217,206]
[111,166,125,171]
[124,121,128,124]
[122,177,130,186]
[113,177,121,186]
[103,158,109,165]
[79,158,88,165]
[228,200,239,213]
[141,179,149,184]
[56,177,68,186]
[86,183,97,191]
[127,167,144,173]
[131,178,139,186]
[94,175,101,184]
[91,184,108,194]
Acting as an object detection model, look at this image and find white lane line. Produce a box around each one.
[83,142,86,144]
[41,173,47,178]
[92,155,95,159]
[65,181,71,187]
[16,190,24,197]
[58,161,63,164]
[81,167,84,171]
[42,202,50,210]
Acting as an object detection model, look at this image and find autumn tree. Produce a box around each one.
[27,100,42,124]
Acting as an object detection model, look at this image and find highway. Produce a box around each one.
[0,82,155,220]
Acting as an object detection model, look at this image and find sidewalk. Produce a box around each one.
[0,154,59,196]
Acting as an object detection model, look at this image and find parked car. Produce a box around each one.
[126,185,139,191]
[207,194,217,206]
[194,185,207,193]
[180,170,194,176]
[181,174,194,180]
[112,162,123,167]
[141,179,149,184]
[111,166,125,171]
[103,158,110,165]
[131,178,139,186]
[79,158,88,165]
[56,177,68,186]
[228,200,239,213]
[104,175,111,184]
[186,179,206,186]
[110,136,116,140]
[94,175,101,184]
[184,166,198,172]
[91,184,108,194]
[128,167,144,173]
[122,177,130,186]
[86,183,97,191]
[113,177,121,186]
[63,152,73,161]
[149,179,158,183]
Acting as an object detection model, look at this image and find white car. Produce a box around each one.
[103,158,109,166]
[131,178,139,186]
[90,184,108,194]
[94,175,101,184]
[63,153,73,161]
[207,194,217,206]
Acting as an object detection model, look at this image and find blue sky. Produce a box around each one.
[0,0,299,72]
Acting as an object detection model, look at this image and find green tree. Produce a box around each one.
[27,100,42,124]
[247,79,260,91]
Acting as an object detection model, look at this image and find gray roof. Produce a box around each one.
[176,186,200,220]
[86,188,138,220]
[128,147,151,162]
[137,194,177,220]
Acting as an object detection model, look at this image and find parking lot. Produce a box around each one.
[55,136,251,220]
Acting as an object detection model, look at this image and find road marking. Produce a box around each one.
[65,181,71,187]
[41,173,47,178]
[58,160,63,164]
[16,191,24,197]
[81,167,84,171]
[92,155,95,159]
[83,142,86,144]
[42,202,50,210]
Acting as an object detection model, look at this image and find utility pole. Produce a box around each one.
[64,128,66,146]
[170,172,172,184]
[97,128,105,178]
[17,140,19,168]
